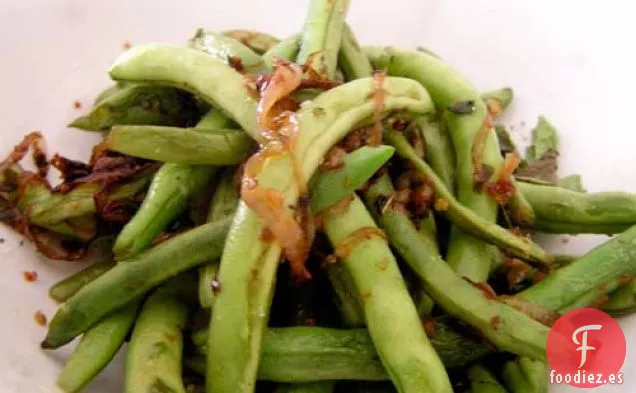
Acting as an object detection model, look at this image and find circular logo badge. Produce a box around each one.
[546,308,626,388]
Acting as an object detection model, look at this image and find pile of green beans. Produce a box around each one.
[2,1,633,393]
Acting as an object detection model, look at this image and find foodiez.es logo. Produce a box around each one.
[572,324,601,369]
[546,308,626,388]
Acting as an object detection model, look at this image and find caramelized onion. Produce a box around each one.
[257,60,303,137]
[242,59,345,280]
[485,98,503,118]
[471,118,493,189]
[486,152,521,205]
[1,133,153,260]
[241,180,310,280]
[50,154,91,183]
[503,257,533,290]
[13,217,85,261]
[0,132,46,174]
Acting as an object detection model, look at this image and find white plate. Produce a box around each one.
[1,0,635,392]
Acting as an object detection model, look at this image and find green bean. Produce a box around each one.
[481,87,514,118]
[336,39,441,322]
[49,260,115,303]
[194,327,388,381]
[518,223,636,310]
[517,357,548,393]
[488,126,534,228]
[93,83,121,104]
[196,108,235,129]
[515,182,636,234]
[69,84,199,131]
[467,364,508,393]
[322,24,393,329]
[41,217,231,349]
[275,383,335,393]
[506,183,536,227]
[604,279,636,316]
[262,35,302,69]
[323,195,452,393]
[293,89,322,103]
[206,77,432,393]
[338,24,373,81]
[297,0,350,79]
[207,167,240,222]
[106,125,253,165]
[501,361,533,393]
[193,321,487,380]
[310,146,395,213]
[558,276,623,313]
[238,318,481,369]
[125,277,194,393]
[198,263,219,309]
[366,46,505,282]
[417,119,455,193]
[56,301,140,393]
[325,264,366,328]
[553,254,578,266]
[414,214,438,318]
[222,29,280,54]
[342,382,398,393]
[113,163,217,260]
[385,129,552,266]
[199,168,239,308]
[336,23,438,327]
[111,37,249,258]
[109,44,260,140]
[362,174,549,360]
[190,29,267,73]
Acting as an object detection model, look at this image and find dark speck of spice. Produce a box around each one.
[165,333,177,342]
[422,319,436,337]
[312,107,326,117]
[23,271,38,282]
[73,101,82,110]
[228,56,244,72]
[123,41,132,50]
[374,195,389,215]
[211,279,222,295]
[140,98,153,110]
[490,315,502,330]
[390,118,410,131]
[20,240,24,246]
[34,311,47,327]
[447,100,476,115]
[0,238,4,244]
